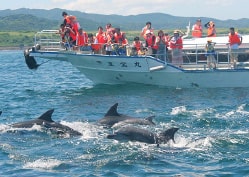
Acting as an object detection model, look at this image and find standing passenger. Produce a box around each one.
[145,30,157,56]
[228,27,243,68]
[140,21,154,40]
[170,30,183,66]
[155,30,168,60]
[62,11,70,26]
[205,21,216,37]
[192,19,202,38]
[95,26,107,54]
[205,39,216,69]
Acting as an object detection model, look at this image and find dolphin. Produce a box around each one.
[107,126,179,146]
[111,116,155,129]
[98,103,155,127]
[0,111,2,116]
[11,109,82,136]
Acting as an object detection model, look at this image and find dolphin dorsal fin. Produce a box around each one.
[38,109,55,122]
[105,103,120,116]
[0,111,2,116]
[162,128,179,143]
[145,116,156,125]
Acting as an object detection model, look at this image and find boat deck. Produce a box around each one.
[30,30,249,71]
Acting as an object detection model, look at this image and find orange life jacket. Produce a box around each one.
[170,37,183,49]
[192,24,202,38]
[133,41,143,51]
[77,32,88,46]
[229,32,241,45]
[207,26,216,37]
[146,35,155,47]
[114,32,124,44]
[96,32,107,44]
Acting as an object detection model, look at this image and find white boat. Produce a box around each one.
[23,29,249,88]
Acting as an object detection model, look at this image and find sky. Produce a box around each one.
[1,0,248,20]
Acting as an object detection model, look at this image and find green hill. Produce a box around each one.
[0,8,249,48]
[1,8,249,31]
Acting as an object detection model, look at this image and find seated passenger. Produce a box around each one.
[76,28,89,51]
[113,28,128,55]
[131,37,144,56]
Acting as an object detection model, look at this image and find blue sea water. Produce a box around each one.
[1,50,249,176]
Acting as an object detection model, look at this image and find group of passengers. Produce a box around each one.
[59,12,242,68]
[59,11,185,65]
[192,19,243,69]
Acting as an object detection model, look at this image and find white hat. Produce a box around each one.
[145,30,151,35]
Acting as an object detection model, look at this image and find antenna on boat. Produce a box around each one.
[182,21,190,39]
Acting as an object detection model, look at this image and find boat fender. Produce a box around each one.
[24,49,39,70]
[35,44,41,51]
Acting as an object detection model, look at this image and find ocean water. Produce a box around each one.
[1,50,249,176]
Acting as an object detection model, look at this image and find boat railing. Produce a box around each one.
[32,30,249,69]
[172,42,249,69]
[34,30,63,51]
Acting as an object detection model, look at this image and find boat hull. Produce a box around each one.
[30,51,249,88]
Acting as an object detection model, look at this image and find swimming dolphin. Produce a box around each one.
[111,116,155,129]
[98,103,155,127]
[11,109,82,136]
[107,126,179,146]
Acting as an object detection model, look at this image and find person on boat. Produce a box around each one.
[87,33,96,52]
[58,23,66,43]
[131,36,144,56]
[228,27,243,68]
[105,23,115,35]
[205,21,216,37]
[95,26,107,54]
[62,11,70,26]
[61,23,77,50]
[192,19,202,38]
[106,30,115,55]
[140,21,154,40]
[144,30,157,56]
[205,39,216,69]
[113,28,128,55]
[76,28,89,51]
[155,30,168,60]
[169,30,184,66]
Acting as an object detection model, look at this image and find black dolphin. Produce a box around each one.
[11,109,82,136]
[107,126,179,146]
[98,103,155,127]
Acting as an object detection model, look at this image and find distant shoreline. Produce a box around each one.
[0,47,25,51]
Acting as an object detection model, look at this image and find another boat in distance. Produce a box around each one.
[24,28,249,88]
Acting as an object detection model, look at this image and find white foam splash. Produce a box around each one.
[60,121,105,139]
[23,158,63,170]
[170,106,187,115]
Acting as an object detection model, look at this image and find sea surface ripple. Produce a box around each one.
[1,50,249,176]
